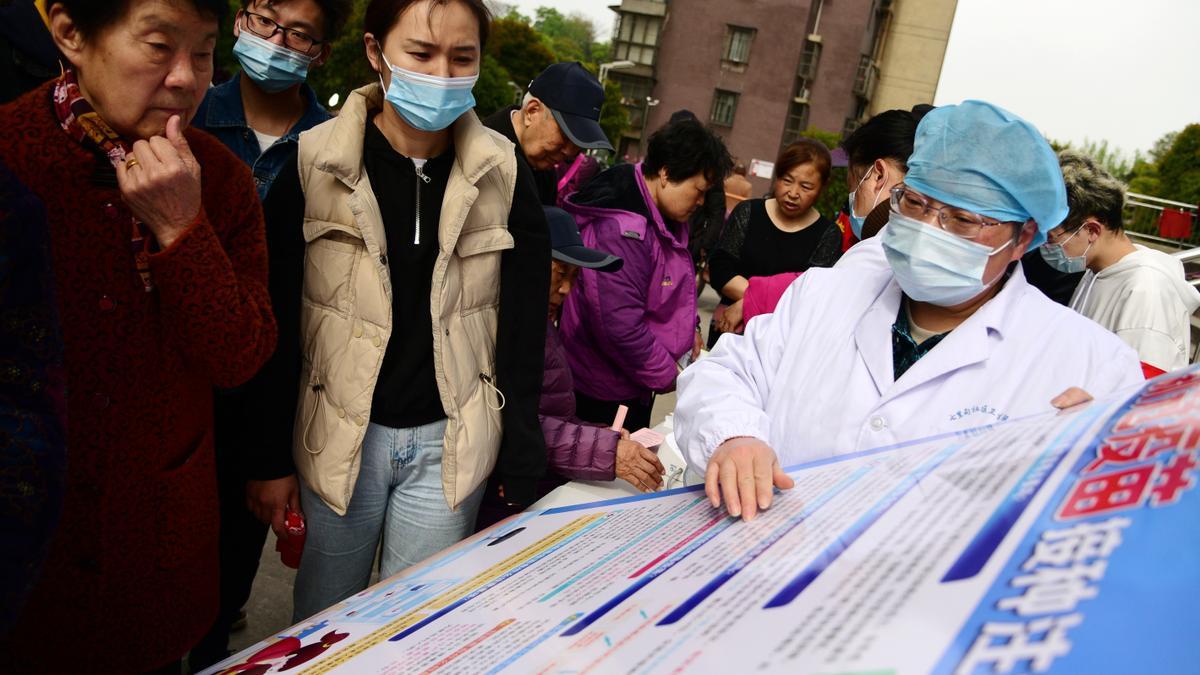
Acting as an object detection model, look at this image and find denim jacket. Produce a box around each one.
[192,74,330,201]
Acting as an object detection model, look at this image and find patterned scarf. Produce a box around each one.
[53,70,156,292]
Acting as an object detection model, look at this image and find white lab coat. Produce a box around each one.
[675,261,1143,469]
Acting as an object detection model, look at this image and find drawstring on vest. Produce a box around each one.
[302,377,328,455]
[479,373,506,411]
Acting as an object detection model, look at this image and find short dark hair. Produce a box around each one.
[1059,149,1126,233]
[364,0,492,49]
[242,0,353,41]
[53,0,227,40]
[642,119,732,187]
[774,138,831,187]
[841,104,932,173]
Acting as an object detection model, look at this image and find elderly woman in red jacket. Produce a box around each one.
[0,0,275,672]
[477,207,663,529]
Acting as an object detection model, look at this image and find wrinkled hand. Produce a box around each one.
[716,299,744,334]
[246,474,302,538]
[705,437,794,521]
[1051,387,1093,411]
[116,115,202,249]
[616,439,665,492]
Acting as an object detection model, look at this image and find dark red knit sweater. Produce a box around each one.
[0,82,276,672]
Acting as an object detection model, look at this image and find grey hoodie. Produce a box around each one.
[1070,245,1200,371]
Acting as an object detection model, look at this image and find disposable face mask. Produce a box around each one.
[847,167,883,239]
[379,54,478,132]
[1039,227,1090,274]
[881,210,1013,307]
[233,31,313,93]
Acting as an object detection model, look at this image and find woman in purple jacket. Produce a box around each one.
[560,120,733,431]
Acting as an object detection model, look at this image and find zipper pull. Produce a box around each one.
[414,165,431,184]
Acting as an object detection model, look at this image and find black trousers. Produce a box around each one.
[187,441,270,672]
[574,390,654,433]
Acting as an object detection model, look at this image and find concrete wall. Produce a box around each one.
[869,0,958,115]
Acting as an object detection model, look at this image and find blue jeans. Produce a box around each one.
[292,419,484,621]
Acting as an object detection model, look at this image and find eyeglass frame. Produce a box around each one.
[889,185,1026,242]
[240,10,326,55]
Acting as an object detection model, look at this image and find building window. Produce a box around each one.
[781,101,810,146]
[710,90,739,127]
[797,39,821,80]
[614,13,662,67]
[722,25,756,64]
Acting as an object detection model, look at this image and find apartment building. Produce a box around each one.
[606,0,956,189]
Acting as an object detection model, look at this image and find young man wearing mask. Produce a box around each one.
[193,0,348,200]
[675,101,1144,522]
[482,61,613,206]
[1039,150,1200,377]
[189,0,350,669]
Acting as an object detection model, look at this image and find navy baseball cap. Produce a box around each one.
[545,207,623,272]
[528,63,614,152]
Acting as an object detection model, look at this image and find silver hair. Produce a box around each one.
[1058,149,1127,232]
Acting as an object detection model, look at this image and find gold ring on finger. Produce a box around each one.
[125,157,141,170]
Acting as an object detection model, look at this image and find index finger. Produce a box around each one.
[148,135,184,167]
[705,459,721,508]
[270,506,288,538]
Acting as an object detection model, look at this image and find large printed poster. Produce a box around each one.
[208,369,1200,674]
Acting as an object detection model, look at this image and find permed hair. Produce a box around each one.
[1058,149,1126,233]
[642,119,733,186]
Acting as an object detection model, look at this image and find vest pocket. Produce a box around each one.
[304,230,364,312]
[456,227,513,315]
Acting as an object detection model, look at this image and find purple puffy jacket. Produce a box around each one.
[540,319,619,481]
[560,163,698,402]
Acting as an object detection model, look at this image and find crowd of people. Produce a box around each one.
[0,0,1195,672]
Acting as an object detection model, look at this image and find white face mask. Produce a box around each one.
[881,210,1013,306]
[1039,227,1091,274]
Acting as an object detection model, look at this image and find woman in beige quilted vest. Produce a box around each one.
[287,0,550,620]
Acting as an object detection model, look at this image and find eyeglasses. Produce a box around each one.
[890,186,1018,241]
[242,11,324,54]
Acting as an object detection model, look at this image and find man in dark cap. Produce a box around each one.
[483,62,614,206]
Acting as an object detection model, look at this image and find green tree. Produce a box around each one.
[487,16,556,90]
[473,55,516,117]
[798,127,847,222]
[535,8,599,62]
[1156,124,1200,207]
[308,1,374,108]
[598,80,629,154]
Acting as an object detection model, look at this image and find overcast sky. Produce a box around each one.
[510,0,1199,158]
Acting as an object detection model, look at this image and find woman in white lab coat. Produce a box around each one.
[674,101,1144,521]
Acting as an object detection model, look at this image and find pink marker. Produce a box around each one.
[611,404,629,432]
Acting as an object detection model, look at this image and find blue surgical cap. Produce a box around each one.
[905,100,1068,248]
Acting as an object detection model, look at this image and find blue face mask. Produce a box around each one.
[233,31,313,93]
[379,54,478,132]
[881,210,1013,306]
[1039,227,1090,273]
[847,166,883,239]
